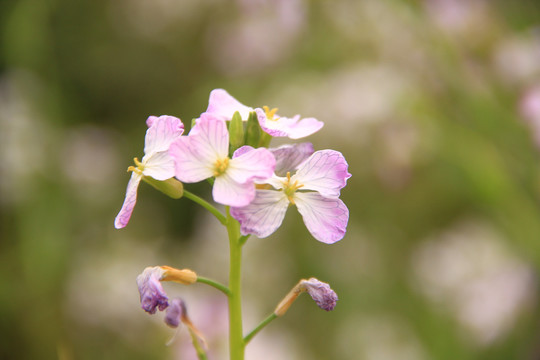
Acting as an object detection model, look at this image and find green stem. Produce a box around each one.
[183,190,227,225]
[226,207,245,360]
[188,328,209,360]
[196,276,230,296]
[244,313,278,345]
[239,234,251,246]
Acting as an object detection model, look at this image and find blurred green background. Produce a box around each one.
[2,0,540,359]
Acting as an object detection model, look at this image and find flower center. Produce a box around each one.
[282,172,304,204]
[213,157,230,177]
[127,157,145,175]
[263,105,279,121]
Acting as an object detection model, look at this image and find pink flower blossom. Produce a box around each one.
[231,149,351,244]
[114,115,184,229]
[169,115,276,207]
[204,89,324,139]
[269,142,314,176]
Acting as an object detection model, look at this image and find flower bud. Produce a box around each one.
[142,176,183,199]
[160,266,197,285]
[229,111,245,151]
[244,111,262,147]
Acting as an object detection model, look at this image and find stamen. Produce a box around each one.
[128,157,144,174]
[213,157,230,177]
[263,105,279,120]
[282,171,304,204]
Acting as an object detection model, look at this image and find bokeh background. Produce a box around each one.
[2,0,540,359]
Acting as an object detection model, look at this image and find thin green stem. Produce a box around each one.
[239,234,251,246]
[226,207,245,360]
[196,276,230,296]
[244,313,278,345]
[183,190,227,225]
[188,328,209,360]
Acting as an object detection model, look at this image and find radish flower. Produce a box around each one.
[231,149,351,244]
[169,115,276,207]
[204,88,324,139]
[114,115,184,229]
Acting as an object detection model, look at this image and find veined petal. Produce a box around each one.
[144,115,184,155]
[170,116,229,183]
[189,116,229,160]
[230,190,290,238]
[114,172,143,229]
[255,108,288,137]
[256,108,324,139]
[205,88,254,121]
[228,146,276,184]
[284,116,324,139]
[142,151,176,181]
[294,192,349,244]
[270,142,314,176]
[169,137,214,182]
[293,150,351,198]
[213,172,256,207]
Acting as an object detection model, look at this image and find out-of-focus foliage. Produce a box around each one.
[2,0,540,359]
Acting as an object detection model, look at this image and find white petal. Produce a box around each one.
[142,151,176,181]
[213,173,256,207]
[143,115,184,155]
[293,150,351,198]
[294,192,349,244]
[230,190,290,238]
[114,172,143,229]
[169,137,214,183]
[269,142,314,176]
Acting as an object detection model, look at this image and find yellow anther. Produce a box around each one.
[213,157,230,177]
[282,171,304,204]
[128,157,144,174]
[263,105,279,120]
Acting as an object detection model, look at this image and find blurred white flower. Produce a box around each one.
[493,33,540,85]
[206,0,307,76]
[411,220,536,345]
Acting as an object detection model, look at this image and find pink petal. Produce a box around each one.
[256,108,324,139]
[294,150,351,198]
[205,89,254,121]
[228,146,276,183]
[294,192,349,244]
[269,142,314,176]
[114,172,143,229]
[144,115,184,155]
[284,117,324,139]
[212,173,256,206]
[230,190,290,238]
[170,117,229,183]
[142,151,176,181]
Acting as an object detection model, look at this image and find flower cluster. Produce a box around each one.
[115,89,351,243]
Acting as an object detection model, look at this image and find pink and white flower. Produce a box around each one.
[204,88,324,139]
[114,115,184,229]
[231,149,351,244]
[169,115,276,207]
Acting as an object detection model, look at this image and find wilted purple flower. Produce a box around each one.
[164,298,187,328]
[274,277,338,316]
[169,115,275,207]
[136,266,169,314]
[115,115,184,228]
[231,149,351,244]
[300,277,338,311]
[204,88,324,139]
